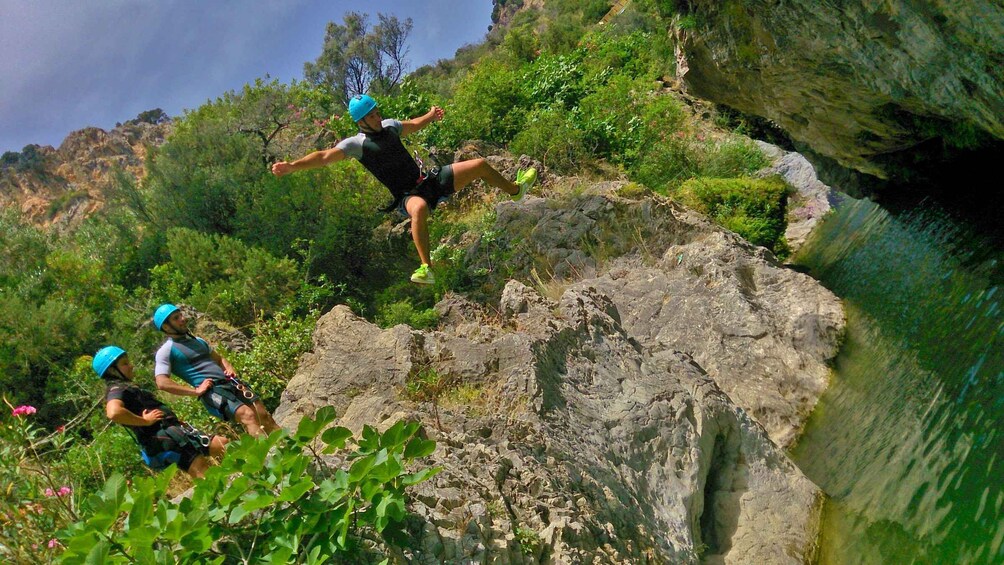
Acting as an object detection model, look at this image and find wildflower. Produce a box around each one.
[56,425,65,433]
[58,486,72,497]
[11,405,37,417]
[45,488,55,497]
[48,538,60,549]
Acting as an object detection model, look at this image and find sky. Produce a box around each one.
[0,0,494,154]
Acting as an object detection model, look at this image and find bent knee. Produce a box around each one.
[235,404,256,421]
[406,196,429,219]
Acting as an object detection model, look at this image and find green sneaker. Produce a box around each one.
[513,167,537,201]
[410,263,435,285]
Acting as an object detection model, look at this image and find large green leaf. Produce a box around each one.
[320,425,353,452]
[403,437,436,459]
[295,406,337,442]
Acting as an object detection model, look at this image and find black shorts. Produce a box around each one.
[398,164,455,217]
[201,378,259,421]
[144,424,212,471]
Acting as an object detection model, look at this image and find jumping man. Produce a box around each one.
[152,304,279,438]
[271,94,537,285]
[93,346,227,479]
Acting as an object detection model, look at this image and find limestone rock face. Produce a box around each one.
[275,187,843,563]
[276,286,822,564]
[0,121,169,229]
[676,0,1004,180]
[755,141,847,254]
[476,187,844,447]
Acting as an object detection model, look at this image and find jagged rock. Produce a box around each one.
[276,278,824,563]
[473,186,844,447]
[0,121,170,229]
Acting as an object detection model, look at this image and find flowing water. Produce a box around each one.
[788,197,1004,564]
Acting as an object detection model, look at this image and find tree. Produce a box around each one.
[304,12,414,102]
[128,108,170,125]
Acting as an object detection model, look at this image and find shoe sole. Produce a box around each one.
[410,277,434,285]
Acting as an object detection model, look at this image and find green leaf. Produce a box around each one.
[404,437,437,459]
[180,526,214,553]
[268,546,295,564]
[359,424,380,452]
[241,491,277,512]
[320,425,353,452]
[218,475,252,506]
[379,419,406,449]
[348,453,376,482]
[229,504,250,524]
[401,466,442,486]
[277,478,315,502]
[127,486,153,531]
[318,477,348,503]
[296,406,337,442]
[306,545,327,565]
[84,539,111,564]
[360,478,384,502]
[370,453,404,483]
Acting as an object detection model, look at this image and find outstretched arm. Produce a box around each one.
[401,106,444,137]
[271,146,347,177]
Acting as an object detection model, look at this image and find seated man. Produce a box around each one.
[93,346,227,479]
[271,94,537,285]
[152,304,279,438]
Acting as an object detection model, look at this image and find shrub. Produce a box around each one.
[676,176,791,257]
[375,299,439,330]
[510,107,589,172]
[59,408,440,563]
[430,56,528,147]
[698,137,770,178]
[230,307,321,410]
[632,137,701,192]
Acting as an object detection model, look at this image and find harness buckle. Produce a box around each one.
[228,376,256,401]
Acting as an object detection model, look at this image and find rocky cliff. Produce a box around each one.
[274,182,844,563]
[0,121,169,229]
[675,0,1004,185]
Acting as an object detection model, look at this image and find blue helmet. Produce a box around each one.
[93,346,127,379]
[153,303,179,331]
[348,94,377,122]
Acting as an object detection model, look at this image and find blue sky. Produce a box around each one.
[0,0,494,154]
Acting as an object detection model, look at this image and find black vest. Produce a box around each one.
[357,128,422,201]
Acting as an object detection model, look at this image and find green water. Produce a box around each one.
[789,198,1004,565]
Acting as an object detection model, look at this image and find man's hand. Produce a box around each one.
[195,380,213,397]
[429,106,444,122]
[271,161,294,177]
[141,409,165,425]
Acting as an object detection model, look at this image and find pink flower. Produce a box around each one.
[47,538,60,549]
[58,486,72,497]
[11,405,37,417]
[56,425,65,433]
[44,488,55,497]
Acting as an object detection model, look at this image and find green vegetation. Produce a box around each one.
[59,407,438,563]
[677,176,791,257]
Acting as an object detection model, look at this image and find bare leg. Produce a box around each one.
[253,401,280,434]
[235,404,264,438]
[451,158,518,195]
[187,456,210,479]
[209,436,228,458]
[405,196,433,265]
